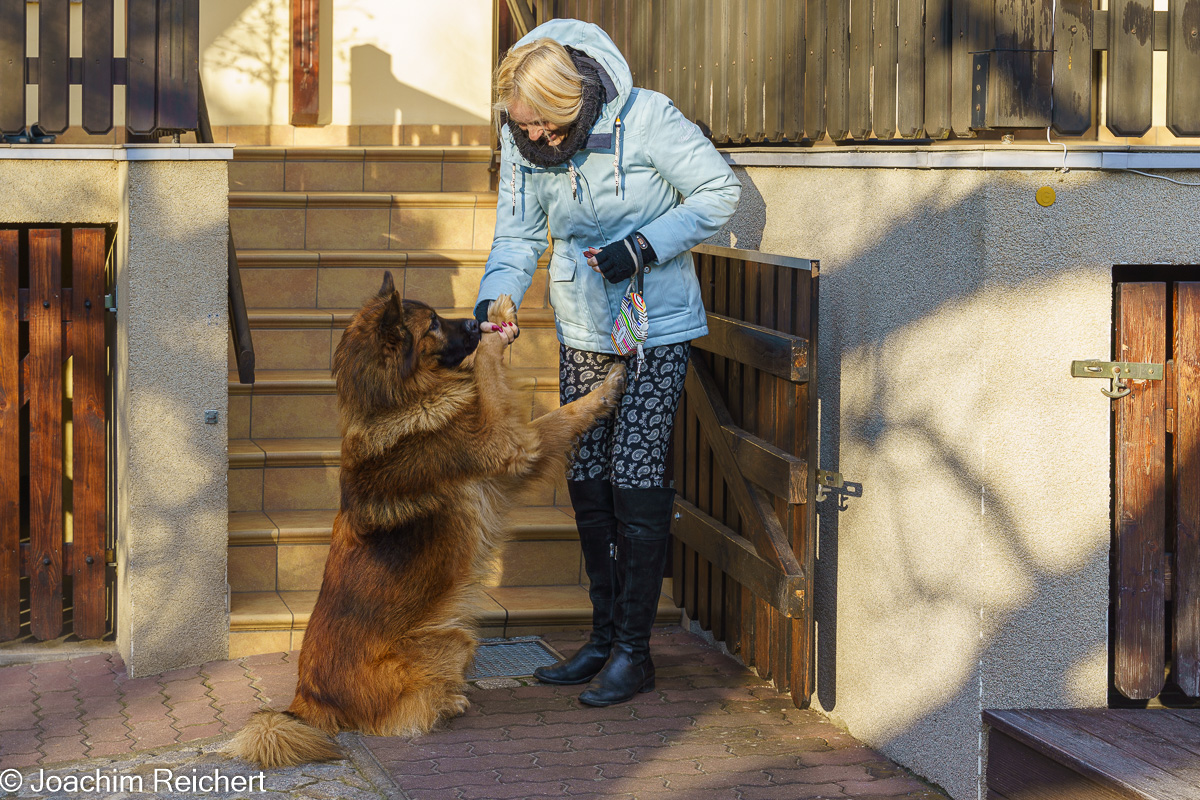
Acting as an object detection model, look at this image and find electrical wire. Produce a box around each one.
[1045,126,1069,173]
[1121,168,1200,187]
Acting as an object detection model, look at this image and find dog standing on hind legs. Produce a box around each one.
[227,273,625,768]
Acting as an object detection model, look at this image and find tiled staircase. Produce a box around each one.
[224,144,676,658]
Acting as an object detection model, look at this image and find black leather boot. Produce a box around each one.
[578,487,674,707]
[534,480,618,685]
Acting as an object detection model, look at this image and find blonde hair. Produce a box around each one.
[493,38,585,131]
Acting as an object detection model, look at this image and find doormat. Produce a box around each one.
[466,637,562,679]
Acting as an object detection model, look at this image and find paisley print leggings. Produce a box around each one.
[559,342,691,489]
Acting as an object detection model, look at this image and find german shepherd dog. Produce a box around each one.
[228,273,625,768]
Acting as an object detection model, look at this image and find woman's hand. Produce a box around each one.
[482,321,520,345]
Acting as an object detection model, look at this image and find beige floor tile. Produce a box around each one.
[306,208,391,250]
[229,468,264,512]
[258,438,341,462]
[442,163,491,193]
[329,328,345,366]
[263,466,340,511]
[515,479,557,507]
[251,394,340,439]
[240,268,318,309]
[281,591,321,625]
[403,267,485,308]
[249,329,332,371]
[269,509,338,543]
[404,124,461,146]
[230,208,306,250]
[228,161,285,192]
[230,591,292,630]
[531,389,562,420]
[228,511,278,544]
[277,546,330,592]
[285,161,365,192]
[229,631,292,659]
[508,327,560,370]
[364,161,442,192]
[228,395,251,439]
[496,540,581,587]
[228,545,278,592]
[389,207,474,250]
[293,125,358,146]
[472,207,498,248]
[318,267,400,308]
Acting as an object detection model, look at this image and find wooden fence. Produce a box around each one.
[671,245,818,707]
[516,0,1200,141]
[1,227,113,642]
[0,0,199,136]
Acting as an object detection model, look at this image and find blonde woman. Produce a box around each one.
[475,19,741,707]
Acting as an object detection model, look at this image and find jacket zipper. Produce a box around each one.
[572,156,608,244]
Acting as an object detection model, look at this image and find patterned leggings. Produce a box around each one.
[559,342,691,489]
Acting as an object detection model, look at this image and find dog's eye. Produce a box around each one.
[428,316,440,333]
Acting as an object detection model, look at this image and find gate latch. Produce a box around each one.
[815,469,844,502]
[1071,360,1163,400]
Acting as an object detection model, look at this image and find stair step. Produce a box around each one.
[240,307,556,329]
[227,583,679,659]
[229,146,492,193]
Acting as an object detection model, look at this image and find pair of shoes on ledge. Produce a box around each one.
[4,124,56,144]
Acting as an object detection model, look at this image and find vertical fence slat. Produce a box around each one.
[925,0,952,138]
[672,385,686,610]
[0,1,26,134]
[127,0,158,134]
[72,229,108,640]
[990,0,1052,128]
[896,0,925,137]
[825,0,850,140]
[745,0,765,140]
[804,0,827,139]
[694,0,710,133]
[782,0,805,140]
[82,0,116,134]
[696,253,715,632]
[38,0,71,135]
[873,0,897,138]
[156,0,200,131]
[1113,282,1167,700]
[1053,0,1093,135]
[950,0,973,135]
[1166,0,1200,137]
[763,0,785,141]
[773,267,796,693]
[0,231,18,641]
[728,0,747,142]
[713,0,730,143]
[739,260,760,662]
[1107,0,1153,137]
[1174,283,1200,697]
[848,0,872,138]
[29,230,64,642]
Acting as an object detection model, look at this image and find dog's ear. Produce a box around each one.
[378,290,406,340]
[378,271,396,297]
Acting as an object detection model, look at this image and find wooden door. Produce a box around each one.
[1112,278,1200,701]
[671,244,818,708]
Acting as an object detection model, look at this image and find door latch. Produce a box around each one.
[815,469,844,502]
[1070,360,1163,400]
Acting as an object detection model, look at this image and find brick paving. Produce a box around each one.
[0,626,948,800]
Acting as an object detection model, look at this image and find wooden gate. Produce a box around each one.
[1112,278,1200,701]
[671,244,818,708]
[0,227,112,642]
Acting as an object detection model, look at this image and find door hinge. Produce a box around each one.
[1071,360,1163,400]
[104,290,117,311]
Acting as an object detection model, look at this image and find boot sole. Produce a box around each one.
[532,671,601,686]
[577,680,655,707]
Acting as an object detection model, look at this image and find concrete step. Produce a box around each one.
[234,249,549,311]
[227,190,499,251]
[227,506,587,594]
[228,582,680,659]
[228,145,492,193]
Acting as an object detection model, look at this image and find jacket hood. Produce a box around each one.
[509,19,633,153]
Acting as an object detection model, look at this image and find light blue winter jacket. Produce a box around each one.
[476,19,742,353]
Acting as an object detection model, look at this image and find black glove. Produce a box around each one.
[473,299,492,326]
[592,233,656,284]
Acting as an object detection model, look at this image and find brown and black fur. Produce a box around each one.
[228,273,625,767]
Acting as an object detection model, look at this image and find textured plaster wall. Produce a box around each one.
[716,165,1196,799]
[0,161,121,222]
[115,161,230,677]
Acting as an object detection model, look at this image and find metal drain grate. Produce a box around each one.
[466,637,561,679]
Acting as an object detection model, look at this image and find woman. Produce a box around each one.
[475,18,741,707]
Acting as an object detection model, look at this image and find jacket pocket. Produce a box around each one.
[549,253,577,282]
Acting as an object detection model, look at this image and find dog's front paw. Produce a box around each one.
[599,364,627,410]
[443,693,470,719]
[488,294,517,325]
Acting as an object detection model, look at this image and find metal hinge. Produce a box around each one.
[815,469,844,502]
[104,290,116,311]
[1071,360,1163,399]
[105,548,116,567]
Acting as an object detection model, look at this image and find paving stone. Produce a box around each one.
[0,751,41,769]
[38,734,88,763]
[81,717,130,741]
[469,737,573,757]
[201,661,250,683]
[36,713,84,739]
[597,759,704,778]
[565,732,668,751]
[502,722,607,740]
[0,712,40,732]
[174,721,225,741]
[393,770,498,790]
[532,748,635,767]
[0,728,40,754]
[457,779,568,799]
[496,764,601,783]
[167,698,219,727]
[738,783,847,800]
[559,776,668,795]
[726,738,836,758]
[766,764,874,784]
[840,776,933,796]
[33,690,81,715]
[433,753,537,773]
[82,738,134,759]
[160,680,213,704]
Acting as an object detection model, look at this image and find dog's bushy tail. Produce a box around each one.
[226,709,342,768]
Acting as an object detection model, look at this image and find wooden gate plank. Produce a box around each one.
[156,0,200,131]
[0,0,24,134]
[126,0,158,135]
[1166,0,1200,137]
[82,0,115,134]
[1107,0,1153,137]
[1113,282,1166,700]
[873,0,898,139]
[825,0,850,141]
[848,0,871,139]
[28,230,64,642]
[697,253,715,631]
[0,230,18,640]
[38,0,70,135]
[950,0,973,136]
[1174,282,1200,697]
[925,0,952,139]
[896,0,925,137]
[71,229,108,640]
[1053,0,1092,135]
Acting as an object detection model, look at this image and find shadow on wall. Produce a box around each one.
[709,167,1115,798]
[350,45,489,128]
[201,0,292,126]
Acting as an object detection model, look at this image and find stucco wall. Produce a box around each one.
[714,163,1187,799]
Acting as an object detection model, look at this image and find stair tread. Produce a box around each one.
[229,505,579,546]
[233,145,492,163]
[229,367,560,395]
[242,306,556,328]
[230,190,497,208]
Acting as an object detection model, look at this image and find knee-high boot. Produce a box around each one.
[578,486,674,707]
[533,479,618,685]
